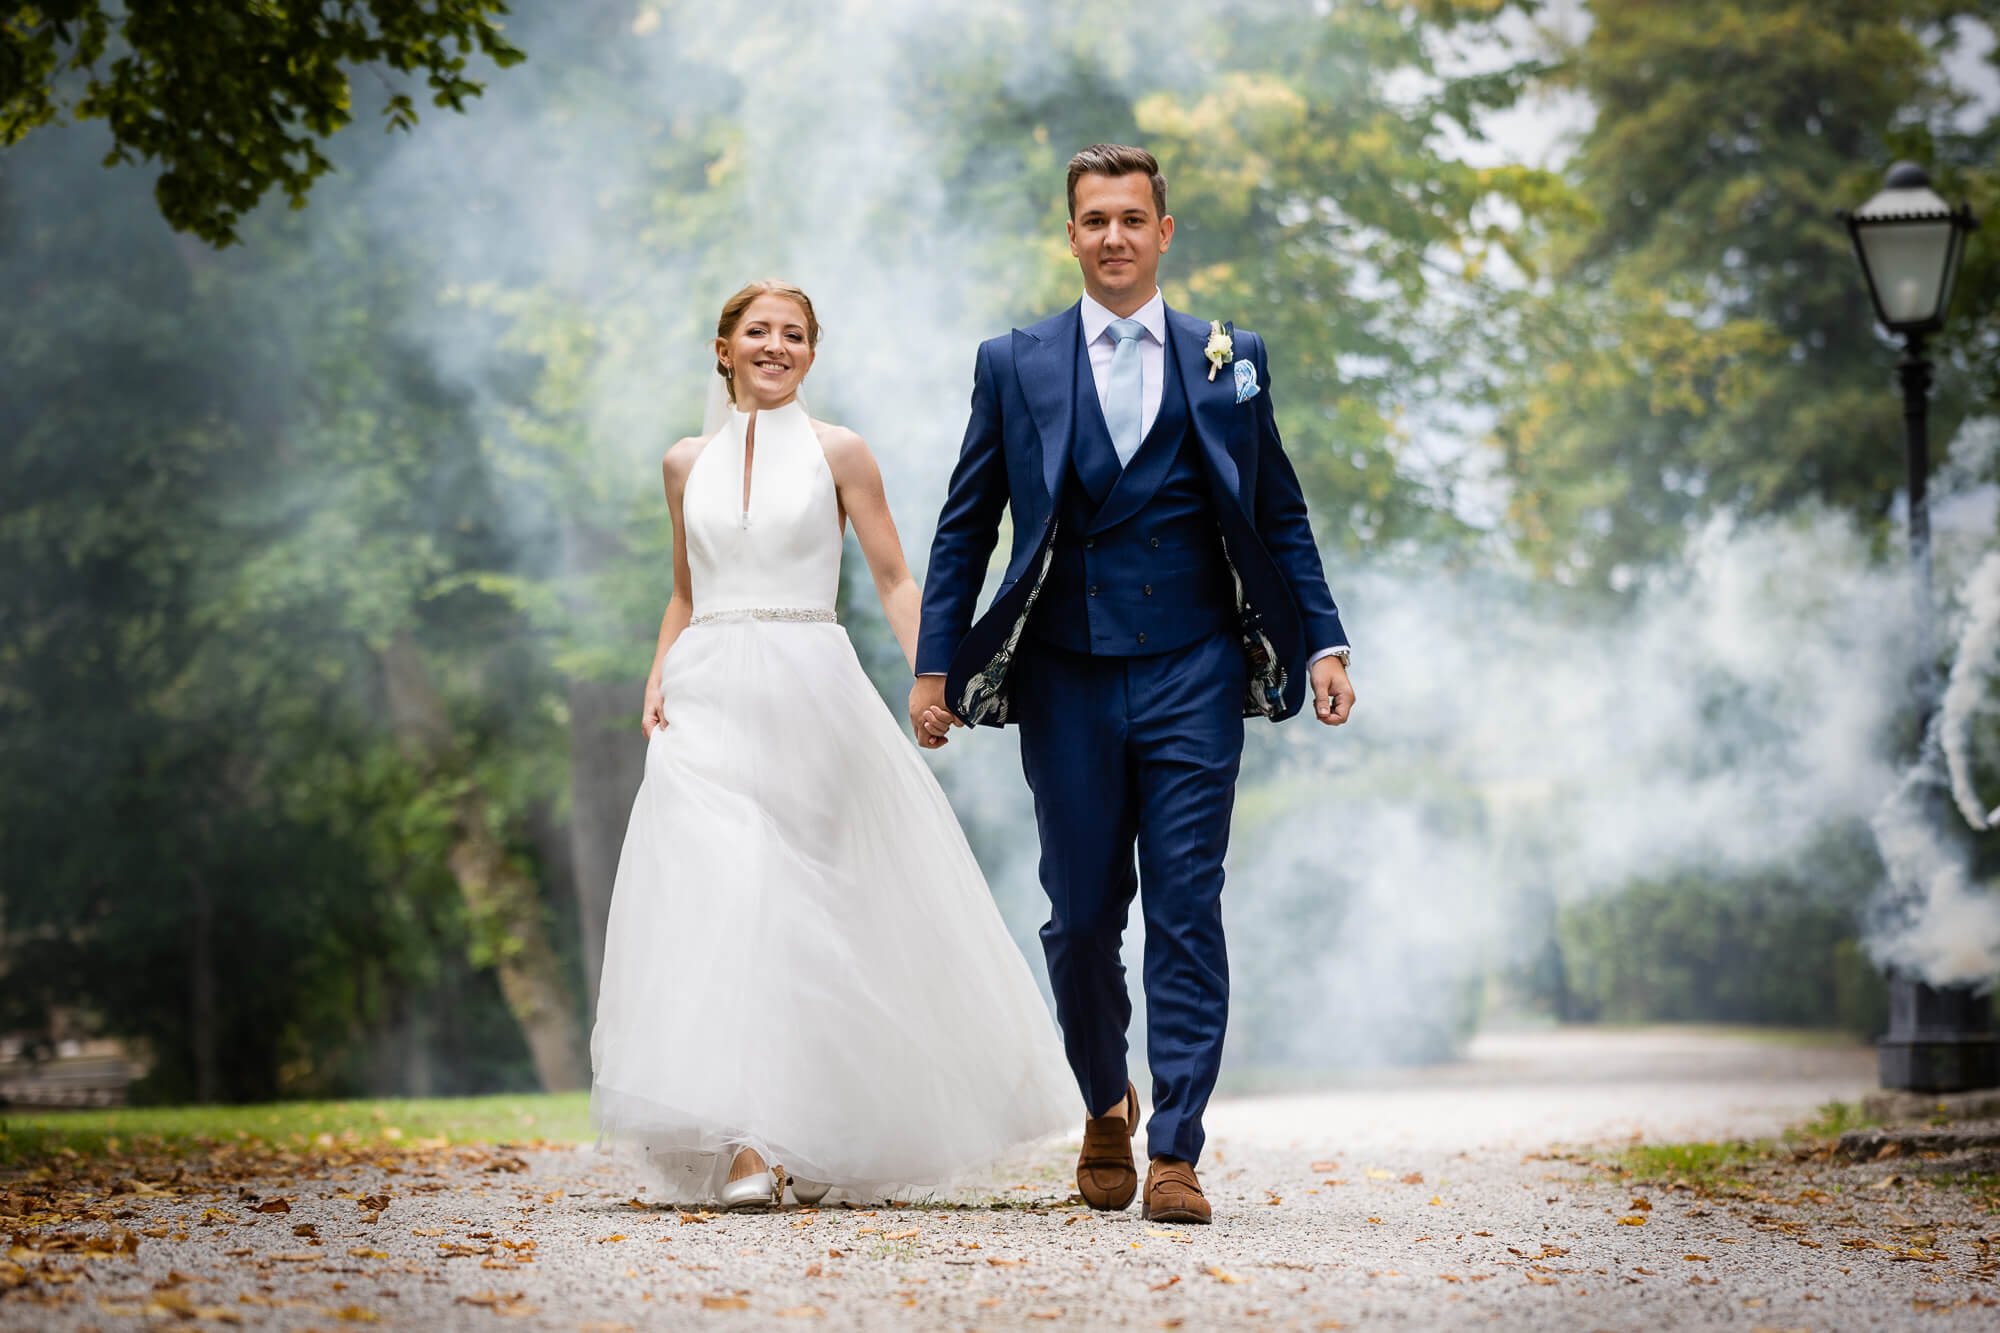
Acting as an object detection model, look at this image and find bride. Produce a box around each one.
[589,280,1078,1208]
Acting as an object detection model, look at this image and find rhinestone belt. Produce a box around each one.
[689,607,838,627]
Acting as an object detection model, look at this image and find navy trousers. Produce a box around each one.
[1011,630,1245,1165]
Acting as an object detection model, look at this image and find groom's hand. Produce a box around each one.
[1312,656,1355,727]
[908,675,961,748]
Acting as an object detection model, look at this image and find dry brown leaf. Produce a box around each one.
[702,1295,750,1311]
[1617,1215,1648,1227]
[1683,1254,1712,1262]
[884,1228,919,1241]
[1310,1160,1339,1172]
[250,1198,292,1215]
[1207,1266,1244,1284]
[775,1306,825,1319]
[987,1256,1026,1267]
[1151,1275,1181,1291]
[1401,1172,1424,1186]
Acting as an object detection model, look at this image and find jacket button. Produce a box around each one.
[1137,632,1148,644]
[1088,585,1099,597]
[1085,538,1095,549]
[1150,537,1160,548]
[1143,585,1152,596]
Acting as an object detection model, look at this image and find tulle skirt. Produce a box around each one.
[589,616,1079,1203]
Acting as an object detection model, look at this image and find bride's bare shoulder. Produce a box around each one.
[662,434,708,482]
[809,417,869,465]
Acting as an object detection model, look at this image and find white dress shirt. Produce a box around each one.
[1080,287,1167,439]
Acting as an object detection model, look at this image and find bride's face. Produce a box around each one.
[718,294,815,409]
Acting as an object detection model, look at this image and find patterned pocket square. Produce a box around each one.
[1233,358,1260,403]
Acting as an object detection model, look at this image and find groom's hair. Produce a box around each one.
[1066,144,1167,220]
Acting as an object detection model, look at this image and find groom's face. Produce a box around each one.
[1068,172,1173,311]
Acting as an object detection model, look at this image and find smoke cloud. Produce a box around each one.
[302,1,1998,1069]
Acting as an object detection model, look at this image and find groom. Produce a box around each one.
[908,145,1354,1224]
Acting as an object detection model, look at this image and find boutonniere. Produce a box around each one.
[1204,320,1233,381]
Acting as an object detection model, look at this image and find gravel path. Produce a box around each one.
[8,1029,1998,1330]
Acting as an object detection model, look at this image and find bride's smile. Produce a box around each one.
[716,291,816,409]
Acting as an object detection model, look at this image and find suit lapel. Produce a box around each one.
[1168,306,1244,503]
[1012,304,1080,499]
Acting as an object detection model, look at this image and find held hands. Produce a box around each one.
[907,675,964,749]
[1312,655,1355,727]
[641,682,666,737]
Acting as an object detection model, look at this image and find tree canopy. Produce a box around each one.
[1,0,523,245]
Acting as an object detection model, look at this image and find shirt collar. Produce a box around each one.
[1080,288,1166,346]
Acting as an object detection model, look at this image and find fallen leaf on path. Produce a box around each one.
[1145,1228,1191,1244]
[884,1229,919,1241]
[1207,1266,1244,1284]
[250,1198,292,1215]
[1310,1160,1339,1172]
[1401,1173,1424,1186]
[775,1306,824,1318]
[1617,1215,1648,1227]
[1151,1275,1180,1291]
[1683,1254,1711,1262]
[1365,1169,1394,1180]
[701,1295,749,1311]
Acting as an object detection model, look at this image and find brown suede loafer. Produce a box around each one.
[1075,1080,1140,1211]
[1141,1156,1211,1224]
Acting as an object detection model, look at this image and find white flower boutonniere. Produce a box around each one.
[1204,320,1233,381]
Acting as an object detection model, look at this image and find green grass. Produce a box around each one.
[1615,1100,1882,1192]
[1786,1099,1882,1141]
[0,1092,591,1167]
[1618,1138,1776,1189]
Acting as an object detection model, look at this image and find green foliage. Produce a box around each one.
[1,0,525,245]
[1556,858,1886,1033]
[1487,0,2000,583]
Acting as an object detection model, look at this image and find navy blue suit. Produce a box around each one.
[917,302,1347,1164]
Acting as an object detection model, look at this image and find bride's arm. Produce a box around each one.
[642,438,701,734]
[821,427,921,673]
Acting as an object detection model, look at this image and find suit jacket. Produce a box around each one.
[916,301,1347,726]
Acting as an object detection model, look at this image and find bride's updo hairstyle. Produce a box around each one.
[715,279,822,404]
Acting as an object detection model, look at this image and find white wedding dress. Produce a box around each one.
[590,398,1078,1203]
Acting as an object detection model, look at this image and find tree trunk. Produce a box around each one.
[380,632,588,1092]
[187,868,219,1102]
[565,676,646,1007]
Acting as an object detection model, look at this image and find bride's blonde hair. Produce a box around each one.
[715,280,822,404]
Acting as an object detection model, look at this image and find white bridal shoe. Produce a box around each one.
[718,1149,779,1211]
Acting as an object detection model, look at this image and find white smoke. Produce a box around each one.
[313,1,2000,1067]
[1940,551,2000,829]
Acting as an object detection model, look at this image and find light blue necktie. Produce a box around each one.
[1103,317,1146,467]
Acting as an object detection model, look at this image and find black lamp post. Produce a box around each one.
[1840,161,1996,1093]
